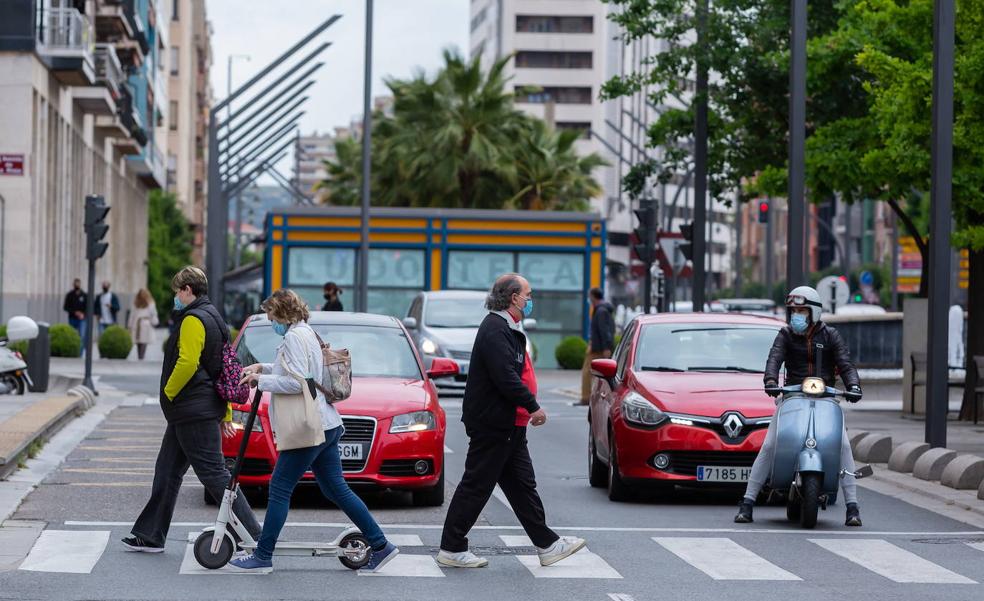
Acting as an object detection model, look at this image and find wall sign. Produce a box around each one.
[0,154,24,176]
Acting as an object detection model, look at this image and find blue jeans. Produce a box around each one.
[69,317,87,355]
[255,426,387,560]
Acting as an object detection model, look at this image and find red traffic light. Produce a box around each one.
[759,202,769,213]
[757,200,770,223]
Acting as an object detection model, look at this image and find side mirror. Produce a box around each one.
[427,357,459,379]
[590,358,617,380]
[522,318,537,331]
[402,316,418,330]
[5,316,39,342]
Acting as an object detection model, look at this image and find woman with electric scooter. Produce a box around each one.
[228,289,399,573]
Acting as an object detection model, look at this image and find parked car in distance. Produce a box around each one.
[717,298,777,316]
[834,303,886,316]
[588,312,785,501]
[222,311,457,507]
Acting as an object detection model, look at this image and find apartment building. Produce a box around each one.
[167,0,211,262]
[293,131,336,199]
[0,0,173,322]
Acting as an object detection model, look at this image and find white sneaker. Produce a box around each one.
[435,549,489,568]
[537,536,586,566]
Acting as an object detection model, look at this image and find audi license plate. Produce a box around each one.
[338,443,363,460]
[696,466,751,482]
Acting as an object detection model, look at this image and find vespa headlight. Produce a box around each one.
[421,338,439,355]
[621,392,667,427]
[802,377,825,395]
[231,409,263,433]
[389,411,437,434]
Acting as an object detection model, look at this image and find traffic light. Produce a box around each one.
[758,200,770,223]
[678,221,694,261]
[85,195,110,261]
[633,201,657,265]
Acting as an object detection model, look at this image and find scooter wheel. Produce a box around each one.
[194,530,234,569]
[337,532,371,570]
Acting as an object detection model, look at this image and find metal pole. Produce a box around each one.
[734,192,743,296]
[692,0,708,311]
[83,251,96,393]
[766,200,775,299]
[926,0,954,449]
[891,210,900,311]
[357,0,373,313]
[787,0,807,288]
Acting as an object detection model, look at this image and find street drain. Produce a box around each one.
[911,537,984,545]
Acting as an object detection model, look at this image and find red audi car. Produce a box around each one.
[588,313,785,501]
[218,312,457,507]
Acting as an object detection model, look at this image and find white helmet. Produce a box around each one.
[785,285,823,324]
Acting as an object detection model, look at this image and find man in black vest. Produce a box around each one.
[122,266,261,552]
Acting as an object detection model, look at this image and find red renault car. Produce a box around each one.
[588,313,785,501]
[218,311,458,507]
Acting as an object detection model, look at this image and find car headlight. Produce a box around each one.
[231,409,263,433]
[389,410,437,433]
[421,338,439,355]
[621,392,667,427]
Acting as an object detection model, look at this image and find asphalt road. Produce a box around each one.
[2,370,983,601]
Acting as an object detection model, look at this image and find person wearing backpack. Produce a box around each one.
[229,289,397,574]
[122,266,262,553]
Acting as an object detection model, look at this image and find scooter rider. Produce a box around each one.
[734,285,864,527]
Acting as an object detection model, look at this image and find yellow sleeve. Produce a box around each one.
[164,316,206,401]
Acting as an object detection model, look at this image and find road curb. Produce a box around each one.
[940,454,984,490]
[860,463,984,527]
[912,447,958,481]
[0,395,87,480]
[887,441,930,473]
[848,430,870,454]
[855,433,893,463]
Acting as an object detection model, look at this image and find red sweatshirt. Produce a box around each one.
[509,312,537,427]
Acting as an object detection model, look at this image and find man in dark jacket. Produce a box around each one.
[437,273,586,569]
[122,266,261,552]
[735,285,864,527]
[581,287,615,404]
[63,279,87,352]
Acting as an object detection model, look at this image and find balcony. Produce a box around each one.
[129,142,167,189]
[94,44,125,97]
[95,0,133,40]
[36,7,95,85]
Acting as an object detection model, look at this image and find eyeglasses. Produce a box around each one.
[786,294,821,308]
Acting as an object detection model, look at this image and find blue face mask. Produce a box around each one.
[173,296,185,311]
[522,297,534,317]
[271,321,289,337]
[790,313,809,334]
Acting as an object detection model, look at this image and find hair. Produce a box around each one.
[485,273,524,311]
[589,287,603,301]
[134,288,154,309]
[261,288,310,324]
[323,281,341,294]
[171,266,209,297]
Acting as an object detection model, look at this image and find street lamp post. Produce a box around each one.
[787,0,807,289]
[692,0,709,312]
[357,0,374,313]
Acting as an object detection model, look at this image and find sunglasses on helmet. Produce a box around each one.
[786,294,822,308]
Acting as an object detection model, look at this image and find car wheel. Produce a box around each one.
[607,433,633,502]
[412,469,445,507]
[588,432,607,488]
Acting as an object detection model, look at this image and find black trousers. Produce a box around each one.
[441,425,559,552]
[132,419,262,547]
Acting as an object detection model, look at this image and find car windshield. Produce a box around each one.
[236,323,422,379]
[424,298,487,328]
[634,324,780,373]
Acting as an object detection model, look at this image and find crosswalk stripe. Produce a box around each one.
[810,539,976,584]
[607,595,636,601]
[968,541,984,554]
[387,534,424,547]
[499,534,533,547]
[502,535,621,579]
[19,530,110,574]
[358,554,444,577]
[652,537,800,581]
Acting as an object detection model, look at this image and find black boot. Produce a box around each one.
[845,503,862,527]
[734,499,754,523]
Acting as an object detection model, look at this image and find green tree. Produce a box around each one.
[147,190,193,322]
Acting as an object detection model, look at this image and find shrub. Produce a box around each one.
[50,324,82,357]
[555,336,588,370]
[0,325,29,355]
[98,325,133,359]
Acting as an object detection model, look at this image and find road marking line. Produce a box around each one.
[653,537,800,581]
[64,482,203,488]
[810,538,976,584]
[443,445,454,454]
[516,548,621,579]
[19,530,110,574]
[358,554,444,577]
[145,396,157,405]
[78,445,161,451]
[607,595,636,601]
[499,535,532,547]
[968,542,984,553]
[387,534,424,547]
[491,485,513,511]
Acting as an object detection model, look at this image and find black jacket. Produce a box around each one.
[764,321,860,389]
[322,298,343,311]
[63,289,87,316]
[590,301,615,352]
[159,296,229,424]
[461,312,540,436]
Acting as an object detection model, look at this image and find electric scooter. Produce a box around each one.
[193,387,372,570]
[765,345,872,529]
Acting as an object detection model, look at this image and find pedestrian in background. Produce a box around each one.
[122,266,261,553]
[580,287,615,405]
[98,280,121,334]
[127,288,159,360]
[437,273,586,569]
[63,278,87,350]
[322,281,343,311]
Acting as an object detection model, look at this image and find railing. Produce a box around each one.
[824,313,903,368]
[94,44,125,96]
[36,7,94,56]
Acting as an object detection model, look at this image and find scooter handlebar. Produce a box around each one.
[775,384,847,401]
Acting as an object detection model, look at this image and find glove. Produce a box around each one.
[845,385,862,403]
[764,381,781,398]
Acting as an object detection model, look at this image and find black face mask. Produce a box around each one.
[74,285,81,291]
[102,287,109,293]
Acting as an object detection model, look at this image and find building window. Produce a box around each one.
[514,86,592,104]
[169,101,178,130]
[170,46,179,75]
[172,0,179,20]
[515,51,592,69]
[556,121,592,139]
[516,15,593,34]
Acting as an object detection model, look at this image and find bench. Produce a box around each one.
[909,351,963,415]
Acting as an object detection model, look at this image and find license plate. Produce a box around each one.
[338,443,363,460]
[696,466,751,482]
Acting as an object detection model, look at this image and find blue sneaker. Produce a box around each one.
[228,553,273,574]
[360,542,399,573]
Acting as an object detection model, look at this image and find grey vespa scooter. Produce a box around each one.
[765,345,871,529]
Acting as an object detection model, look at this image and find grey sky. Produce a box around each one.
[206,0,469,180]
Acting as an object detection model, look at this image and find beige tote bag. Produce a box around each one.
[270,356,325,452]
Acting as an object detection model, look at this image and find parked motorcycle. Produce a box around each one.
[0,316,39,395]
